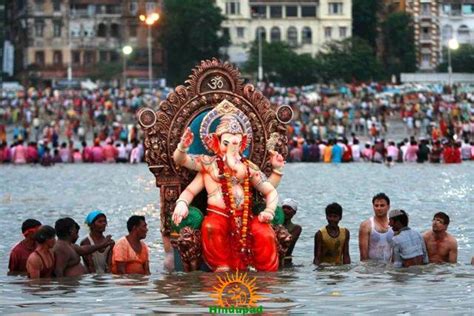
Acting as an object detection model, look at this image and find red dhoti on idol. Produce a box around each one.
[201,205,279,271]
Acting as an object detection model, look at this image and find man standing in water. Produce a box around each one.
[423,212,457,264]
[9,219,42,274]
[359,193,394,263]
[80,210,114,273]
[282,198,302,266]
[54,217,113,277]
[112,215,150,275]
[389,209,428,268]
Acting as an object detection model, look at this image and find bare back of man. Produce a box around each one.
[423,231,458,264]
[54,240,87,277]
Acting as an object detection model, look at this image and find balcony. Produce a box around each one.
[420,33,433,43]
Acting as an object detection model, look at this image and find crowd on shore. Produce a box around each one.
[7,193,474,279]
[1,83,473,165]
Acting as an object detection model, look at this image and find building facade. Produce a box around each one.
[439,1,474,47]
[7,0,163,86]
[215,0,352,65]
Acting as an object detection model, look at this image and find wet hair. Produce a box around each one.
[433,212,450,226]
[34,225,56,244]
[372,192,390,205]
[55,217,79,239]
[127,215,146,233]
[325,203,343,217]
[21,219,42,233]
[391,210,409,226]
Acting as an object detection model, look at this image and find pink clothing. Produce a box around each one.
[103,144,117,163]
[82,146,93,162]
[13,144,27,164]
[405,145,418,162]
[73,152,83,163]
[91,146,104,163]
[386,145,399,160]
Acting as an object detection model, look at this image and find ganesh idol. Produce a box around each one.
[172,100,285,272]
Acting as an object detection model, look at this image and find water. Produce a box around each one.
[0,163,473,314]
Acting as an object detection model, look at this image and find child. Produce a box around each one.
[313,203,351,265]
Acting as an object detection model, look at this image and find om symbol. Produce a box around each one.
[207,76,224,90]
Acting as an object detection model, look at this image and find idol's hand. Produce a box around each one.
[172,202,189,225]
[269,150,285,169]
[180,127,194,148]
[258,210,274,223]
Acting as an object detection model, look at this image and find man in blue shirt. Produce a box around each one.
[389,209,428,268]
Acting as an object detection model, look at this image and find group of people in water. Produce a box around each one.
[8,212,149,278]
[7,192,472,279]
[281,193,469,267]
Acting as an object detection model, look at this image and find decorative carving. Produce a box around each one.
[137,59,289,239]
[276,105,294,124]
[273,225,293,268]
[175,227,202,272]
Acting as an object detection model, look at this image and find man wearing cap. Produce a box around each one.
[8,219,42,275]
[80,210,114,273]
[282,199,302,266]
[389,209,428,268]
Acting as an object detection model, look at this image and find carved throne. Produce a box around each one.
[137,59,293,271]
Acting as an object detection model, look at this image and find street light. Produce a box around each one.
[447,38,459,87]
[122,45,133,89]
[139,12,160,92]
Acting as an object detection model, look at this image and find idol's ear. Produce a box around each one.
[205,133,221,154]
[240,135,248,153]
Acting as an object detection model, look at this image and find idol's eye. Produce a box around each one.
[223,140,229,146]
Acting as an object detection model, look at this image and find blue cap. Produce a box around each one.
[85,210,105,225]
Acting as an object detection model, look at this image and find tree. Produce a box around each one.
[382,12,417,77]
[159,0,229,85]
[352,0,380,50]
[315,37,384,82]
[89,62,122,82]
[437,44,474,73]
[244,41,319,85]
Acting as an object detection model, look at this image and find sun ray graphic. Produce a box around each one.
[210,270,262,307]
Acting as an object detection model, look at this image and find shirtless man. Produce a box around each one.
[423,212,457,264]
[281,198,302,266]
[359,193,394,263]
[54,217,113,277]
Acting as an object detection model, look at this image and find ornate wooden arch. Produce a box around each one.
[137,58,291,237]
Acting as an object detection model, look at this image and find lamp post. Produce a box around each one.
[257,13,264,82]
[447,38,459,87]
[139,13,159,92]
[122,45,133,89]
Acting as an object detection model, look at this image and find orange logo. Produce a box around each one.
[210,270,262,307]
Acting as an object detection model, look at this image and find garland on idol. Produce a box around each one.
[216,155,253,266]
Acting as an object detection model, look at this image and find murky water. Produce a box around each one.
[0,163,473,314]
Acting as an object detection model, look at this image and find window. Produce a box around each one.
[255,27,266,41]
[270,27,281,42]
[34,0,44,11]
[302,27,312,44]
[286,6,297,17]
[72,51,81,65]
[97,23,107,37]
[110,24,120,38]
[225,1,240,15]
[35,51,45,66]
[301,6,316,17]
[236,27,245,39]
[146,2,156,13]
[287,26,297,47]
[53,0,60,12]
[452,3,461,15]
[421,27,430,40]
[34,21,44,37]
[324,27,332,39]
[53,20,62,37]
[270,6,282,18]
[421,3,430,16]
[130,1,138,15]
[251,5,266,18]
[53,51,62,65]
[463,4,474,14]
[87,5,96,16]
[339,27,347,38]
[222,27,230,40]
[328,3,343,15]
[458,25,470,42]
[129,24,138,37]
[442,25,453,41]
[84,51,95,65]
[99,51,108,62]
